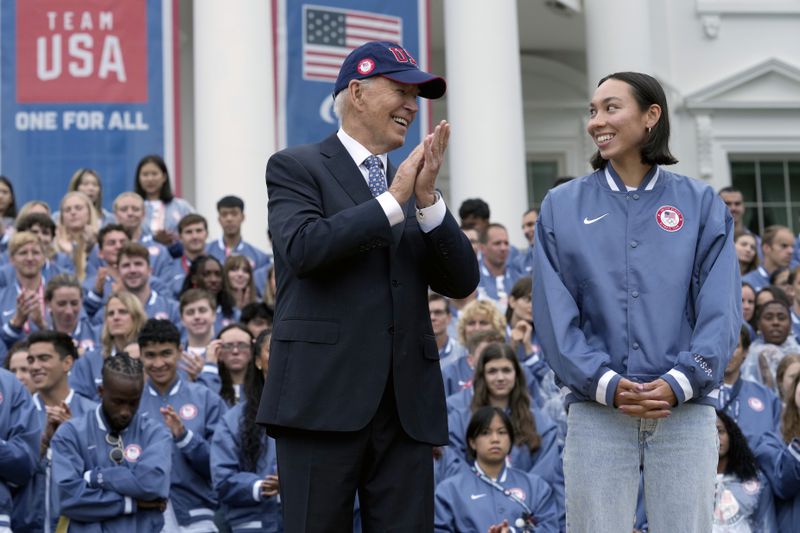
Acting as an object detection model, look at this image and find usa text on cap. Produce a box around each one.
[334,41,446,99]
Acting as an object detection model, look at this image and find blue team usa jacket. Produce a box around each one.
[434,464,559,532]
[12,390,97,532]
[50,405,172,533]
[137,378,226,529]
[533,165,741,408]
[210,401,283,532]
[0,368,40,531]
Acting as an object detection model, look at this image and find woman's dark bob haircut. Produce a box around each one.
[465,406,514,461]
[134,154,174,203]
[590,72,678,170]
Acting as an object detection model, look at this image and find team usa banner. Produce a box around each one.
[0,0,180,211]
[273,0,431,161]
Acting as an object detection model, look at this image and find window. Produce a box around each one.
[526,157,561,208]
[730,158,800,235]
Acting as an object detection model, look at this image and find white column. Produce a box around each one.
[443,0,527,246]
[584,0,653,91]
[193,0,275,250]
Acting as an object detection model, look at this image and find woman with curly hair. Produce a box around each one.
[180,255,238,334]
[211,329,282,532]
[441,300,507,397]
[713,410,776,531]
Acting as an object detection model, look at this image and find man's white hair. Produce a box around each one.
[333,78,374,121]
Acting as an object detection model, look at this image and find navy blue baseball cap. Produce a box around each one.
[333,41,446,99]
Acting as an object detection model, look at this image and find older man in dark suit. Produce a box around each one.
[257,41,479,531]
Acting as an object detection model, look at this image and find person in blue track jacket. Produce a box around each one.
[211,329,282,532]
[434,406,559,533]
[713,410,776,532]
[0,365,40,533]
[136,318,226,532]
[532,71,740,532]
[754,370,800,532]
[50,352,171,532]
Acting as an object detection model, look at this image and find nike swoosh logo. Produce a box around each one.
[470,494,487,500]
[583,213,609,225]
[2,309,14,316]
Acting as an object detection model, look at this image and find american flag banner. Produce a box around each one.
[274,0,431,162]
[303,6,403,82]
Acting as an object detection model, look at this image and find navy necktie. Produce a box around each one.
[364,155,387,197]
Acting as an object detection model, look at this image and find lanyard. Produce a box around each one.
[472,466,536,531]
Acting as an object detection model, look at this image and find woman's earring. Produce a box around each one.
[647,127,652,134]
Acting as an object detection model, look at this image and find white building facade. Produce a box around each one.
[181,0,800,248]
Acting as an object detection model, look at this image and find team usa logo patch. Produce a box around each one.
[179,403,198,420]
[748,397,765,412]
[124,444,142,462]
[742,479,760,495]
[656,205,684,232]
[357,58,375,75]
[79,339,95,352]
[507,487,526,501]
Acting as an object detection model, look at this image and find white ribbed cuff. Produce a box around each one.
[175,429,193,449]
[252,480,263,502]
[667,368,694,401]
[595,370,617,405]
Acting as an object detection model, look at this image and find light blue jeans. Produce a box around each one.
[563,402,718,533]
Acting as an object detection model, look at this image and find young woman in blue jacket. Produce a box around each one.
[533,71,740,532]
[435,406,559,533]
[211,329,282,532]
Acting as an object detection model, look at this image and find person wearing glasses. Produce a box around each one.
[137,319,226,532]
[434,406,559,532]
[211,329,283,532]
[50,352,172,532]
[213,324,254,407]
[12,331,97,532]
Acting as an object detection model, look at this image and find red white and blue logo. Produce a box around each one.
[179,403,198,420]
[357,58,375,75]
[124,444,142,462]
[656,205,684,232]
[748,397,764,412]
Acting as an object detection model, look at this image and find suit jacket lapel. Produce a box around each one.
[321,134,406,250]
[320,134,373,205]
